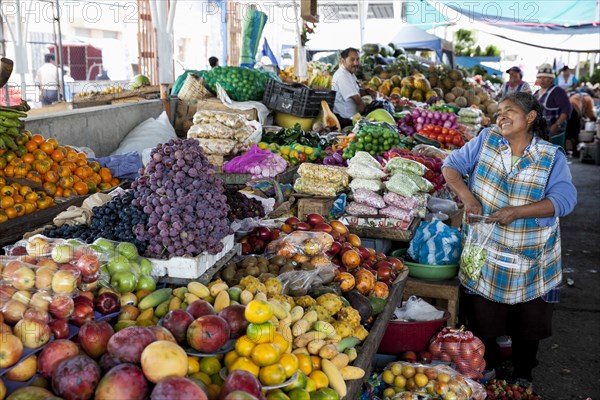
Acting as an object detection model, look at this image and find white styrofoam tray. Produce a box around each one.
[150,234,235,279]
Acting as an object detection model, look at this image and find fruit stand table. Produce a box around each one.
[345,268,409,399]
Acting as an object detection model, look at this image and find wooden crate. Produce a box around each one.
[297,196,335,221]
[72,85,161,108]
[345,269,409,399]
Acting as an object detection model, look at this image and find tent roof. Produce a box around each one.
[389,25,451,59]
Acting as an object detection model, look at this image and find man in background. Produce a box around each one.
[566,87,597,157]
[209,57,219,68]
[36,53,59,106]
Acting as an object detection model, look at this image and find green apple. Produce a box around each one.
[228,287,242,302]
[116,242,138,260]
[138,257,153,276]
[136,275,156,292]
[111,271,137,293]
[107,255,131,276]
[128,260,141,276]
[94,238,115,254]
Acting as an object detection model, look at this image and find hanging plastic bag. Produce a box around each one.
[460,214,496,280]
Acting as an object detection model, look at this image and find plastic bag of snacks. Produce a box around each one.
[294,177,345,197]
[193,138,237,155]
[348,178,385,193]
[188,122,235,139]
[192,110,248,129]
[386,157,429,176]
[353,188,385,209]
[298,163,349,186]
[379,360,486,400]
[379,205,414,223]
[265,231,334,259]
[348,151,383,170]
[386,174,421,197]
[383,192,421,211]
[347,163,387,180]
[429,327,486,380]
[345,201,378,216]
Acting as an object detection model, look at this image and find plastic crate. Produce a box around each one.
[262,79,336,118]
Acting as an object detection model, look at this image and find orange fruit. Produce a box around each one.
[88,160,101,173]
[258,364,287,387]
[46,138,58,149]
[99,167,112,183]
[296,353,313,376]
[73,182,89,195]
[3,165,14,177]
[58,176,74,189]
[279,353,299,378]
[57,166,71,177]
[32,149,46,160]
[50,149,64,162]
[1,186,15,196]
[4,206,17,219]
[62,188,73,197]
[12,194,24,204]
[85,181,97,194]
[14,204,25,217]
[342,249,361,269]
[309,370,329,390]
[110,178,120,187]
[346,233,362,247]
[310,355,321,371]
[272,333,290,354]
[229,357,260,377]
[0,158,6,169]
[0,210,8,223]
[31,134,45,145]
[21,153,34,164]
[43,182,57,196]
[44,170,59,183]
[25,140,38,152]
[40,142,54,155]
[23,202,36,215]
[223,351,239,369]
[234,335,255,357]
[1,196,15,209]
[245,299,274,324]
[74,167,87,179]
[18,186,31,196]
[251,343,280,367]
[54,187,64,197]
[33,159,51,174]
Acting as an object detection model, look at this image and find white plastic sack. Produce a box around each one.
[111,111,177,159]
[216,83,270,125]
[394,296,445,321]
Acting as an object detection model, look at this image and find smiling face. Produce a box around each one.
[341,50,360,74]
[497,99,536,140]
[537,76,554,89]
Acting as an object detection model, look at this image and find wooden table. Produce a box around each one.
[402,277,461,327]
[345,269,409,399]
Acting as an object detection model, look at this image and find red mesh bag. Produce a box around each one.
[428,327,486,380]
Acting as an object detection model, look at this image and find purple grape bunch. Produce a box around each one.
[131,138,232,259]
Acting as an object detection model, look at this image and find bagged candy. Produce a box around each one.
[345,201,378,216]
[353,188,385,209]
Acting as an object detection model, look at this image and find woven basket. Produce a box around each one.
[178,73,212,102]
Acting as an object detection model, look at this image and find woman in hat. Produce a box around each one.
[555,66,578,91]
[533,64,572,148]
[498,66,532,99]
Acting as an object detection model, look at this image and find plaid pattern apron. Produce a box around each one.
[460,128,562,304]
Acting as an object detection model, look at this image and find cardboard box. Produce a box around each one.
[150,235,236,279]
[297,197,335,221]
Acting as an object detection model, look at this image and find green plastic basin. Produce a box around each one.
[404,261,458,281]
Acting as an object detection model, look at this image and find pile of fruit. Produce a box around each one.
[342,121,401,159]
[41,190,149,251]
[414,124,466,150]
[131,138,232,259]
[76,86,125,97]
[379,361,481,399]
[223,187,265,222]
[484,379,541,400]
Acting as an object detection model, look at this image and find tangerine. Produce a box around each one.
[279,353,299,378]
[296,353,313,376]
[21,153,34,164]
[1,196,15,209]
[73,182,89,195]
[32,149,46,160]
[245,299,274,324]
[258,364,287,387]
[47,138,59,149]
[42,182,57,196]
[58,176,74,189]
[50,150,64,162]
[44,170,59,183]
[14,204,25,216]
[229,357,260,377]
[4,207,17,219]
[99,167,112,183]
[23,202,36,215]
[234,335,255,357]
[251,343,280,367]
[25,141,38,153]
[3,165,14,177]
[31,134,45,145]
[40,142,54,155]
[309,370,329,390]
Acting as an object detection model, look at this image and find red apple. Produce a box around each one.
[306,213,326,227]
[284,217,300,227]
[218,304,248,339]
[48,318,70,339]
[78,320,114,359]
[73,295,94,308]
[107,326,156,363]
[59,264,82,285]
[1,299,27,324]
[52,354,101,400]
[219,370,263,400]
[49,295,75,320]
[295,222,311,231]
[150,377,207,400]
[0,333,23,368]
[270,229,281,241]
[186,300,216,319]
[388,257,405,273]
[255,227,271,241]
[401,351,417,363]
[71,301,95,327]
[187,315,230,353]
[162,309,195,343]
[78,291,94,302]
[81,271,100,284]
[37,339,80,378]
[76,254,100,277]
[94,292,121,315]
[376,266,393,280]
[241,243,252,255]
[0,284,17,302]
[95,363,150,400]
[36,258,60,270]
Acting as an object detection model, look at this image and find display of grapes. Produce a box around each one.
[132,138,232,259]
[224,186,265,221]
[41,191,148,252]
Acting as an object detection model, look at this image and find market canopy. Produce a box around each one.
[418,0,600,33]
[389,25,452,61]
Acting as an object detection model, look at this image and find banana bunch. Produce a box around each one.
[308,72,332,90]
[0,103,29,150]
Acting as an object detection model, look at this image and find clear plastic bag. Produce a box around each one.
[429,327,487,381]
[222,144,278,174]
[381,360,486,400]
[427,197,459,215]
[411,144,449,160]
[385,174,421,197]
[187,123,235,139]
[298,163,349,186]
[192,110,248,129]
[265,231,334,260]
[346,201,378,216]
[393,296,446,321]
[385,157,429,176]
[348,151,383,170]
[348,178,384,193]
[383,192,420,211]
[193,138,237,155]
[460,214,496,280]
[347,163,387,180]
[379,205,414,222]
[294,177,344,197]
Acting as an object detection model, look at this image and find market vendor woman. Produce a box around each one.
[332,47,372,127]
[442,92,576,388]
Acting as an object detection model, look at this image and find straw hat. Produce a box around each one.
[536,64,555,79]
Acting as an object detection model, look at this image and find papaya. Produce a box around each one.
[390,75,402,87]
[412,89,425,102]
[391,87,402,96]
[377,80,392,97]
[321,100,341,131]
[414,77,431,92]
[400,85,413,99]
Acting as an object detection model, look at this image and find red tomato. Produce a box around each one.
[426,124,435,131]
[453,136,462,146]
[449,129,457,136]
[441,128,449,135]
[434,125,442,134]
[437,134,446,143]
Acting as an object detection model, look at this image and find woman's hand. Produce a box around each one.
[550,123,559,135]
[463,198,483,219]
[488,206,520,226]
